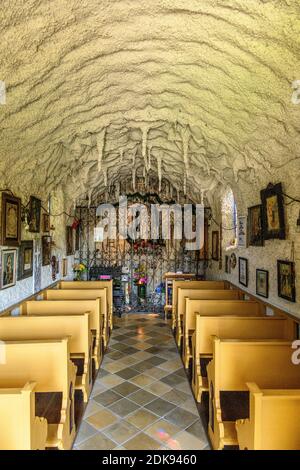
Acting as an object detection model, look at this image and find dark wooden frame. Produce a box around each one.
[248,205,264,246]
[42,213,50,233]
[260,183,285,240]
[277,260,296,302]
[238,257,248,287]
[29,196,41,233]
[18,240,33,280]
[66,226,74,256]
[1,248,17,289]
[42,235,51,266]
[256,269,269,298]
[1,192,21,246]
[212,231,219,261]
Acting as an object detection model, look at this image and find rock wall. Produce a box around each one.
[0,188,74,311]
[206,180,300,320]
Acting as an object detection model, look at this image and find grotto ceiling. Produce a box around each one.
[0,0,300,207]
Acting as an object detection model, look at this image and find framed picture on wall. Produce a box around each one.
[1,249,17,289]
[225,255,230,274]
[42,213,50,233]
[261,183,285,240]
[66,226,74,256]
[18,240,33,280]
[29,196,41,233]
[256,269,269,298]
[42,235,51,266]
[277,260,296,302]
[239,257,248,287]
[1,192,21,246]
[248,205,264,246]
[237,216,247,247]
[212,231,219,261]
[62,258,68,277]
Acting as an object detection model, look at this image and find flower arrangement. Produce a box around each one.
[73,263,87,281]
[133,264,148,285]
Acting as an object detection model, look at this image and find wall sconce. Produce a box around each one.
[296,210,300,233]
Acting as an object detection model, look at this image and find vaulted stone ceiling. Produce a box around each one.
[1,0,300,207]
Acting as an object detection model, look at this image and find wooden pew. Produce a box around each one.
[171,280,227,331]
[236,383,300,450]
[0,313,92,403]
[0,382,48,450]
[192,313,295,402]
[207,337,300,450]
[42,291,108,356]
[58,280,113,331]
[0,338,76,450]
[22,299,104,369]
[178,289,242,349]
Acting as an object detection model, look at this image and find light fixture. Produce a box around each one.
[296,210,300,233]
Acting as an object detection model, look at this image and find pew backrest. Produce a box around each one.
[178,288,241,317]
[22,299,99,332]
[173,281,227,312]
[241,382,300,450]
[58,281,113,314]
[0,382,45,450]
[195,315,295,356]
[0,314,91,365]
[0,338,72,394]
[44,288,107,318]
[185,299,263,333]
[210,337,300,395]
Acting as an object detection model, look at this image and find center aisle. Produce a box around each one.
[74,314,209,450]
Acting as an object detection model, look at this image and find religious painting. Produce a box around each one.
[225,255,230,274]
[261,183,285,240]
[277,260,296,302]
[239,257,248,287]
[29,196,41,233]
[212,231,219,261]
[237,216,247,247]
[18,240,33,280]
[1,249,17,289]
[248,205,264,247]
[1,192,21,246]
[42,213,50,233]
[42,235,51,266]
[66,226,74,256]
[256,269,269,298]
[230,252,237,270]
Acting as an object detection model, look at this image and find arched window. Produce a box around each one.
[221,187,237,249]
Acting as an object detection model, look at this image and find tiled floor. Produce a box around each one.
[74,314,209,450]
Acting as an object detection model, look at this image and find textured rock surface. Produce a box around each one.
[0,1,300,312]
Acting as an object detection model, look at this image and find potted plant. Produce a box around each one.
[73,263,87,281]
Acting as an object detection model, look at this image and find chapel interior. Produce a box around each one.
[0,0,300,452]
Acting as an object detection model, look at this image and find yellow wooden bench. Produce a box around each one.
[28,290,108,369]
[236,383,300,450]
[192,314,295,402]
[0,338,76,450]
[0,313,92,403]
[178,289,242,349]
[207,337,300,450]
[22,298,104,369]
[185,298,262,370]
[58,280,113,330]
[43,287,109,349]
[0,382,48,450]
[171,280,227,331]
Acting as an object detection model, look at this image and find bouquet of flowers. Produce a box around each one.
[73,263,87,281]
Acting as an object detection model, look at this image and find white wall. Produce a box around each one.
[0,188,75,311]
[206,183,300,320]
